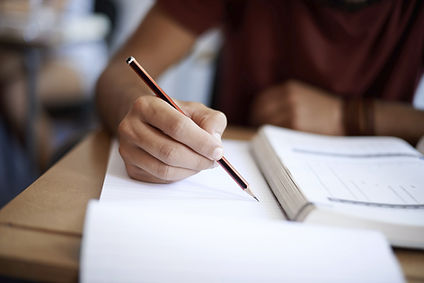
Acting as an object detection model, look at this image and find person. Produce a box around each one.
[0,0,108,167]
[96,0,424,185]
[0,0,107,207]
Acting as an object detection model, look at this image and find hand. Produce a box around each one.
[250,80,344,135]
[118,95,227,183]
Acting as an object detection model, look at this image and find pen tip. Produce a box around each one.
[245,187,260,202]
[126,56,134,64]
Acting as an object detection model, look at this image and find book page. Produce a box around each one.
[81,200,404,283]
[264,126,424,208]
[100,140,284,220]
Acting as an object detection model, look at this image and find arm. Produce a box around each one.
[96,4,196,132]
[96,4,226,183]
[250,80,424,144]
[374,100,424,144]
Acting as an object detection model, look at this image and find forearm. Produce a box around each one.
[96,58,147,133]
[374,100,424,145]
[95,4,196,133]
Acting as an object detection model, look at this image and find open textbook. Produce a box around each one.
[252,125,424,249]
[81,140,404,282]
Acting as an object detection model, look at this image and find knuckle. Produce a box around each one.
[149,98,165,120]
[158,143,178,164]
[119,146,135,168]
[215,110,227,128]
[118,118,139,142]
[198,109,227,132]
[155,163,173,181]
[132,97,143,111]
[133,96,150,116]
[118,144,126,158]
[118,119,130,136]
[167,116,188,137]
[124,164,138,179]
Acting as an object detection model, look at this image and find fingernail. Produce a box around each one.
[213,132,222,143]
[212,147,223,160]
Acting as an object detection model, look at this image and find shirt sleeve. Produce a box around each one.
[156,0,224,35]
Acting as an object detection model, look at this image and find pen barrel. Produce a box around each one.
[218,157,248,189]
[126,56,251,195]
[127,57,184,113]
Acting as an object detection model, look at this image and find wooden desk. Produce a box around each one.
[0,128,423,282]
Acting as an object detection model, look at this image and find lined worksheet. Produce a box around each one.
[302,158,424,207]
[264,126,424,207]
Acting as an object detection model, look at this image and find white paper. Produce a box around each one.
[100,140,284,220]
[80,200,404,283]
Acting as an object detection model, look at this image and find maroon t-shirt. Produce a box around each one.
[157,0,424,125]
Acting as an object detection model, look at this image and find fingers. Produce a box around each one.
[118,95,225,183]
[120,140,199,183]
[134,97,224,160]
[183,101,227,140]
[250,80,344,135]
[250,87,292,127]
[119,116,215,170]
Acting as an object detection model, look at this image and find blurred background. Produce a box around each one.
[0,0,423,208]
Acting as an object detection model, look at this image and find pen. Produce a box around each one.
[126,56,259,202]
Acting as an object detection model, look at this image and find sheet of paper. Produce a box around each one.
[80,200,404,283]
[100,139,284,220]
